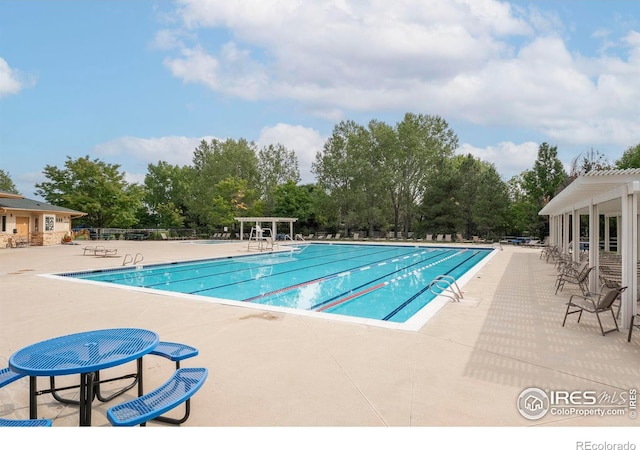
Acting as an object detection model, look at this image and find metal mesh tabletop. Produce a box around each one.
[9,328,159,376]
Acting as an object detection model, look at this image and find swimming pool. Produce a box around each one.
[54,243,495,330]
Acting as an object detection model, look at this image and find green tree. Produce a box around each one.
[419,157,463,235]
[192,138,260,185]
[35,155,143,228]
[257,143,300,214]
[0,169,19,194]
[615,143,640,169]
[313,120,368,234]
[521,143,567,238]
[189,138,260,228]
[143,161,192,228]
[506,174,532,236]
[207,177,263,233]
[272,180,311,218]
[389,113,458,237]
[356,120,394,236]
[470,160,511,239]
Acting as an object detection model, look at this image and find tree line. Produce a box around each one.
[2,112,640,240]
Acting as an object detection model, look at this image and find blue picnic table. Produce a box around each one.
[9,328,159,426]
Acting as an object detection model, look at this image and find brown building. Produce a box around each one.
[0,191,86,247]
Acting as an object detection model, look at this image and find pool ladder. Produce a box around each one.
[122,253,144,266]
[428,275,463,302]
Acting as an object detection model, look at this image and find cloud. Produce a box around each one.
[457,141,539,179]
[256,123,326,184]
[158,0,640,156]
[93,135,217,168]
[0,57,29,98]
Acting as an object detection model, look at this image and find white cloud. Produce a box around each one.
[457,141,539,179]
[256,124,326,184]
[0,57,27,98]
[159,0,640,158]
[93,135,217,168]
[163,46,221,91]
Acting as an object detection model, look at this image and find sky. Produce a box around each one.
[1,0,640,200]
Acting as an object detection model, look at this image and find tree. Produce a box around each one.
[257,143,300,214]
[0,169,19,194]
[520,143,568,238]
[207,177,263,232]
[419,157,463,235]
[615,143,640,169]
[189,138,260,228]
[569,148,611,178]
[192,138,260,185]
[35,155,143,228]
[143,161,191,228]
[313,120,368,234]
[470,160,511,238]
[389,113,458,237]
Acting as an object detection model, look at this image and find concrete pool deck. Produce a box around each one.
[1,239,640,431]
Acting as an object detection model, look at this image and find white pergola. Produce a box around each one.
[234,217,298,240]
[539,169,640,329]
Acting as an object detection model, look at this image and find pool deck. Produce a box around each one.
[1,239,640,432]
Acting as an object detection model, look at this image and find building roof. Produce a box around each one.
[539,169,640,216]
[0,191,86,217]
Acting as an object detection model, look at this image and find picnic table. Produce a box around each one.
[9,328,159,426]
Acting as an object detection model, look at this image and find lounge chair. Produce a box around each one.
[83,245,105,256]
[426,234,433,241]
[334,233,341,240]
[456,233,471,243]
[472,236,485,244]
[436,234,444,242]
[444,234,452,242]
[95,248,118,257]
[562,286,627,335]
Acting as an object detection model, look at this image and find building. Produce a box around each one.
[539,169,640,331]
[0,191,86,247]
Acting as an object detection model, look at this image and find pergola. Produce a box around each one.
[539,169,640,329]
[234,217,298,240]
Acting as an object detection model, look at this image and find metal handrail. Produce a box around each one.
[428,275,463,302]
[122,253,144,266]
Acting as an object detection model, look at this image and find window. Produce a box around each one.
[1,215,5,232]
[45,215,54,231]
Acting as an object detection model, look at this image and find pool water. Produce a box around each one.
[57,243,493,328]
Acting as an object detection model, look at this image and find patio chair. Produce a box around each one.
[562,286,627,336]
[555,263,593,295]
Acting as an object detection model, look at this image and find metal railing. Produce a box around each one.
[122,253,144,266]
[428,275,464,302]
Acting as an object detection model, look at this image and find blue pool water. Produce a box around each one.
[58,243,492,326]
